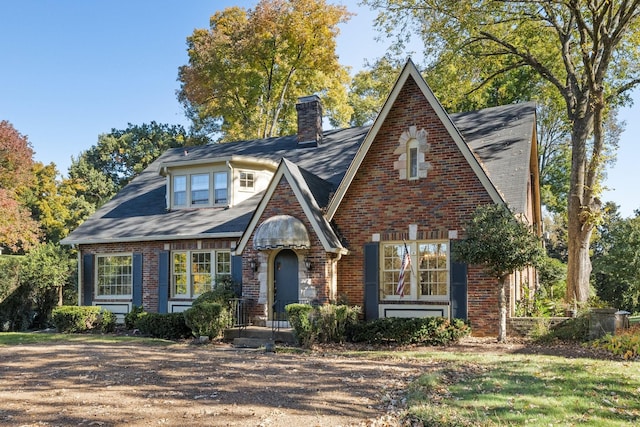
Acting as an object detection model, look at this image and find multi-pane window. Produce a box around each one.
[214,172,228,204]
[171,250,231,298]
[239,171,254,191]
[380,241,449,300]
[173,175,187,206]
[418,242,448,296]
[191,174,210,205]
[170,171,229,208]
[96,254,132,297]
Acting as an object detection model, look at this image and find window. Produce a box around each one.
[239,171,254,191]
[408,145,418,179]
[214,172,228,204]
[380,241,448,300]
[171,250,231,298]
[418,242,448,296]
[96,254,132,298]
[173,175,187,206]
[191,174,210,205]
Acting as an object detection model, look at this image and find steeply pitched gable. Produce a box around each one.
[326,59,504,220]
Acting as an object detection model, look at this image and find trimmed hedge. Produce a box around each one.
[183,302,229,339]
[350,317,471,346]
[135,312,191,340]
[51,306,116,333]
[285,304,361,347]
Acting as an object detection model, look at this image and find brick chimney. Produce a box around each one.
[296,95,323,146]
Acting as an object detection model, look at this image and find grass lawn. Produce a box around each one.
[393,349,640,426]
[1,332,638,426]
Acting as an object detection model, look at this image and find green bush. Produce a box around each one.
[51,306,116,333]
[350,317,471,346]
[285,304,314,345]
[124,305,145,330]
[135,312,191,340]
[183,302,229,339]
[285,304,361,347]
[536,314,590,343]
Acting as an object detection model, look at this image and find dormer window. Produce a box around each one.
[239,171,255,191]
[169,170,228,208]
[191,174,210,205]
[214,172,228,204]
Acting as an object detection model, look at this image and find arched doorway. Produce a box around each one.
[272,249,299,322]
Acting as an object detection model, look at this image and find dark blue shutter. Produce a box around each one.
[363,242,380,320]
[82,254,94,306]
[231,255,243,296]
[132,253,143,307]
[158,251,169,313]
[450,241,468,320]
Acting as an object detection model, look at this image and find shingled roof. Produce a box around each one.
[61,103,535,246]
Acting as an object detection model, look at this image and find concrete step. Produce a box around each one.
[224,326,297,347]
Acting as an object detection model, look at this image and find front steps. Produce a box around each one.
[223,326,297,348]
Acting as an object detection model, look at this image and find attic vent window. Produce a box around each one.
[393,126,431,180]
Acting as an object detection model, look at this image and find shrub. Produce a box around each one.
[0,256,31,331]
[51,306,116,333]
[591,325,640,360]
[183,302,229,339]
[350,317,471,346]
[124,305,145,330]
[536,314,590,343]
[135,312,191,340]
[194,277,240,307]
[285,303,313,346]
[285,304,361,347]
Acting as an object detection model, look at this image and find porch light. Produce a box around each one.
[304,257,313,271]
[249,258,259,273]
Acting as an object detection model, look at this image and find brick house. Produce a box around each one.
[62,60,541,336]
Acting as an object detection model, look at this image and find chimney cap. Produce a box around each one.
[297,94,321,104]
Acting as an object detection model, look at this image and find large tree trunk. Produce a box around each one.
[565,110,596,305]
[497,275,508,343]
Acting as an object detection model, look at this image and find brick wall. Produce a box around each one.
[332,76,501,336]
[80,238,232,313]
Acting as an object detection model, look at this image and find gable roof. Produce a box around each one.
[235,158,346,255]
[61,60,537,247]
[61,127,368,246]
[451,102,537,216]
[326,59,505,219]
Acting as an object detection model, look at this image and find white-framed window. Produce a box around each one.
[171,250,231,298]
[173,175,187,206]
[408,139,419,180]
[169,171,228,208]
[239,171,255,191]
[380,241,449,300]
[191,173,210,205]
[96,254,133,298]
[214,172,228,204]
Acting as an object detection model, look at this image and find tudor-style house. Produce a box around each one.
[62,60,541,336]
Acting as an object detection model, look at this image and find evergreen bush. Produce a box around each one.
[51,306,116,333]
[183,302,229,339]
[350,317,471,346]
[134,312,191,340]
[285,304,361,347]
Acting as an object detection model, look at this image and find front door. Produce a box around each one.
[273,249,299,321]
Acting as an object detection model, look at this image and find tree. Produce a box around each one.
[592,204,640,313]
[82,122,204,189]
[453,204,544,342]
[0,121,39,252]
[363,0,640,305]
[20,243,75,328]
[178,0,353,141]
[347,56,400,126]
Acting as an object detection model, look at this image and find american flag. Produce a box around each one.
[396,243,411,297]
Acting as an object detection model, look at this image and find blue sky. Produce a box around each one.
[1,1,638,217]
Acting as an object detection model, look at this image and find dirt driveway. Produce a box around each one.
[0,340,426,427]
[0,337,611,426]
